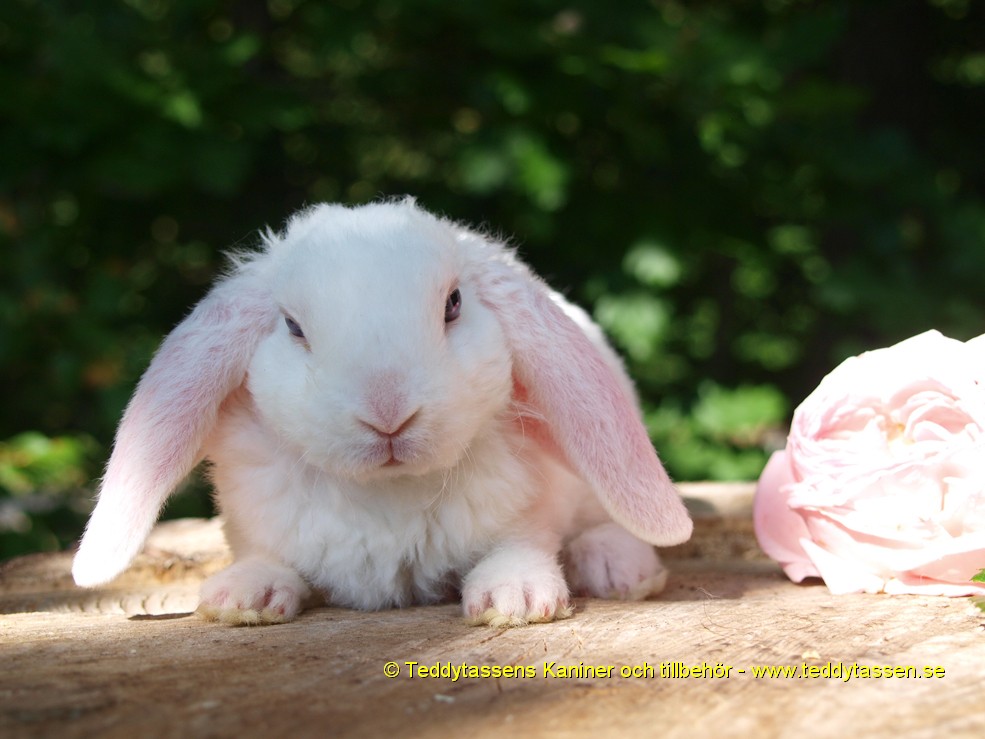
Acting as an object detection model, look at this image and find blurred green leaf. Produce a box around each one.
[693,383,788,446]
[623,241,683,289]
[0,432,98,557]
[595,293,671,363]
[0,432,95,497]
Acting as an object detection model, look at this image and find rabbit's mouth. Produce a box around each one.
[357,434,435,477]
[381,454,404,468]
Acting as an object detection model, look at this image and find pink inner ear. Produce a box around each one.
[72,273,276,587]
[511,376,569,467]
[114,287,275,496]
[483,264,692,547]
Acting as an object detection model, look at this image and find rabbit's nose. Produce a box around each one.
[361,370,420,437]
[359,409,420,439]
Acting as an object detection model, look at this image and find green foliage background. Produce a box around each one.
[3,0,985,556]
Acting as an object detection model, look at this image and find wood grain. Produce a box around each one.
[1,483,983,738]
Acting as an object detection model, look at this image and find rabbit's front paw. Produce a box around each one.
[462,547,572,627]
[197,558,310,626]
[563,522,668,600]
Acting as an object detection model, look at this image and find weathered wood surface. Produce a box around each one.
[1,483,983,739]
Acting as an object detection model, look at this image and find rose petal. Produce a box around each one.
[799,538,887,595]
[883,574,985,597]
[753,451,818,579]
[800,509,948,576]
[903,545,985,587]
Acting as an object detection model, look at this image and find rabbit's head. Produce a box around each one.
[72,199,691,588]
[246,201,514,480]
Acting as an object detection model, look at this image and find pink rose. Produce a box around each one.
[754,330,985,595]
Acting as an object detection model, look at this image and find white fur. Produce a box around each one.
[564,522,669,600]
[73,199,691,626]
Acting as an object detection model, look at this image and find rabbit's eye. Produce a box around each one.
[444,288,462,323]
[285,316,305,339]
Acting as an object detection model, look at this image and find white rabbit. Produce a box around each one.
[72,199,692,626]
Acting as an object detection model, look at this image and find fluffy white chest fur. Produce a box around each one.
[208,395,577,612]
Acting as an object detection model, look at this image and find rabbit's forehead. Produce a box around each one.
[271,222,460,311]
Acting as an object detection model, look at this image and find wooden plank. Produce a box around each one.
[1,483,983,738]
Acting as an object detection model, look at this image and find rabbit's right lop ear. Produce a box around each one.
[476,255,693,547]
[72,270,276,587]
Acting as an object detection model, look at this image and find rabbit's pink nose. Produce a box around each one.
[359,409,420,439]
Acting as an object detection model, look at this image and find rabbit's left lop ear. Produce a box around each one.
[72,269,276,587]
[476,253,693,547]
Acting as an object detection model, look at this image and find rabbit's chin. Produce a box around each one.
[348,460,442,484]
[305,437,467,484]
